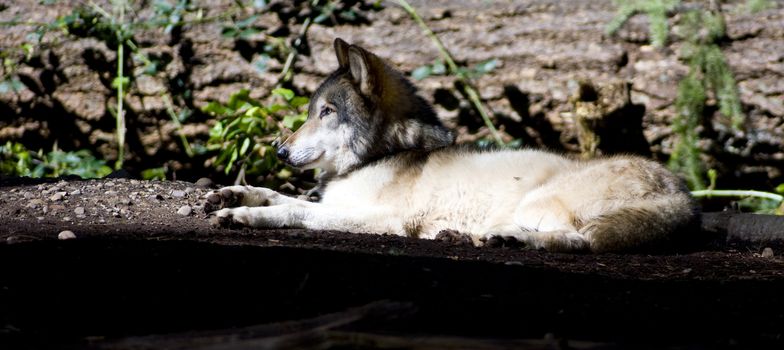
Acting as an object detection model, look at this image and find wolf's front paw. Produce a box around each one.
[204,188,244,214]
[209,208,250,228]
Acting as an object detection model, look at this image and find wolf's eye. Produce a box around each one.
[319,105,335,119]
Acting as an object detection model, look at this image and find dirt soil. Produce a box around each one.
[2,176,784,349]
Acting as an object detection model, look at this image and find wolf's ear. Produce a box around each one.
[347,46,375,96]
[334,38,350,69]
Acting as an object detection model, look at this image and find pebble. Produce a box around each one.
[171,190,187,198]
[58,230,76,240]
[177,205,192,216]
[49,191,67,201]
[74,207,85,215]
[70,189,82,196]
[195,177,213,188]
[105,190,118,196]
[148,194,164,201]
[23,192,34,199]
[62,216,71,222]
[762,247,774,258]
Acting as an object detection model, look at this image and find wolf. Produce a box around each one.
[204,38,697,253]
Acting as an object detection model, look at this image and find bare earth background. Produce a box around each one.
[1,0,783,188]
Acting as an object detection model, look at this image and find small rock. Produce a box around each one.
[177,205,192,216]
[148,194,164,201]
[62,216,71,222]
[74,207,85,215]
[27,199,44,208]
[762,247,774,258]
[6,236,21,244]
[49,191,67,201]
[195,177,214,188]
[184,187,195,194]
[130,179,140,185]
[171,190,187,198]
[70,189,82,196]
[58,230,76,240]
[105,190,118,196]
[23,192,34,199]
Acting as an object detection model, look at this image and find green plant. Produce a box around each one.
[0,142,112,178]
[606,0,680,48]
[396,0,504,146]
[608,1,746,190]
[691,169,784,214]
[411,58,499,81]
[203,88,308,185]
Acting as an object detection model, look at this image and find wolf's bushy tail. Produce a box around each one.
[581,194,699,253]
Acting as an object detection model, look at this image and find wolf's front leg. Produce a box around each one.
[210,203,404,235]
[203,185,307,213]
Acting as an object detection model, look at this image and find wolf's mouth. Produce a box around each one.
[288,150,324,169]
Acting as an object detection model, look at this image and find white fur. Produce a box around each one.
[209,148,694,252]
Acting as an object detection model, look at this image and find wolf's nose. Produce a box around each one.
[276,146,289,161]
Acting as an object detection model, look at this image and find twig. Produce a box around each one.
[112,1,127,170]
[691,189,784,202]
[161,94,194,158]
[276,0,318,86]
[395,0,504,146]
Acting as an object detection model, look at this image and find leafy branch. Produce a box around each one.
[396,0,504,146]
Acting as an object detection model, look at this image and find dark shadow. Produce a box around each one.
[596,102,652,157]
[503,85,563,150]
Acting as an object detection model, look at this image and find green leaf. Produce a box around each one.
[272,88,295,101]
[240,137,251,155]
[775,183,784,194]
[431,60,446,75]
[228,89,250,109]
[226,146,238,175]
[473,58,498,75]
[112,76,130,91]
[239,28,261,39]
[282,114,306,130]
[141,167,167,180]
[221,27,238,38]
[235,15,259,29]
[411,65,432,80]
[202,101,228,115]
[290,96,309,108]
[268,104,287,113]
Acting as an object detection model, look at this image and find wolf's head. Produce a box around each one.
[276,38,453,176]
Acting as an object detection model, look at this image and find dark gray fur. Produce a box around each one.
[310,38,454,170]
